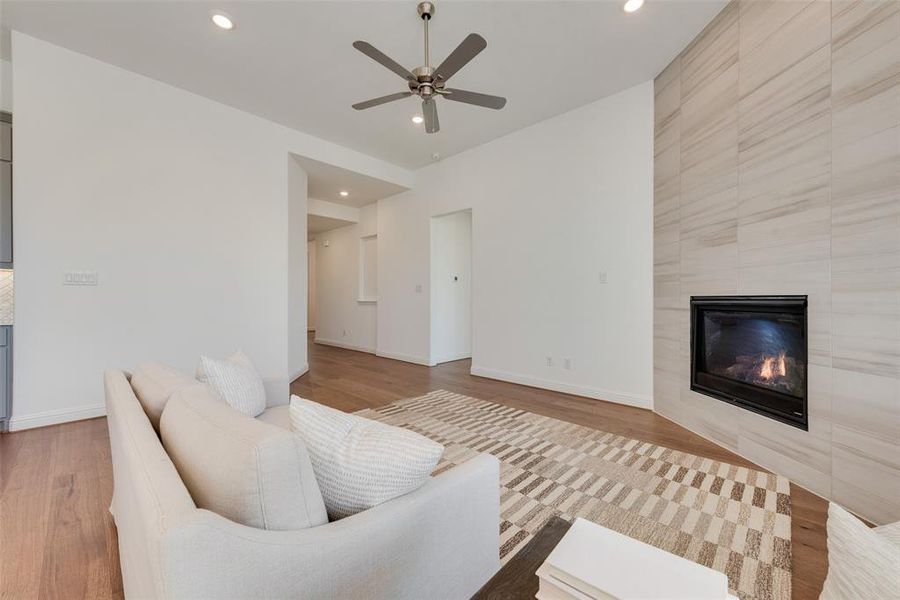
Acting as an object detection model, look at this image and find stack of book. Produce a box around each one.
[535,518,736,600]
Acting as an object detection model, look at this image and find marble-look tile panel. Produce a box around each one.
[738,27,831,267]
[739,0,831,98]
[832,424,900,524]
[680,1,739,104]
[832,367,900,443]
[738,428,833,499]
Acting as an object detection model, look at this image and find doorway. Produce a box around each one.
[430,210,472,364]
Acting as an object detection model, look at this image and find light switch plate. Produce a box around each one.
[63,271,99,286]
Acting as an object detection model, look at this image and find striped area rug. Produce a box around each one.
[357,390,792,600]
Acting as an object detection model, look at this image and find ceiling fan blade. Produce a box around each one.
[353,41,416,81]
[443,88,507,110]
[352,92,413,111]
[434,33,487,82]
[423,98,440,134]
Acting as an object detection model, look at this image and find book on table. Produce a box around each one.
[535,518,734,600]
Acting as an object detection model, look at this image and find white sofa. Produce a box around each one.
[104,370,501,599]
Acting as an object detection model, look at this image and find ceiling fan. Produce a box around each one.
[352,1,507,134]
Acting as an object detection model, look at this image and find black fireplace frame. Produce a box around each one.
[690,295,809,430]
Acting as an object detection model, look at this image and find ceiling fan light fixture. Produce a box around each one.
[210,11,235,30]
[412,115,424,124]
[623,0,644,13]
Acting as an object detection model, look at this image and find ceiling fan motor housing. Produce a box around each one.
[409,66,444,98]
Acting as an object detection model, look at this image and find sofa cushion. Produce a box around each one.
[130,363,196,432]
[257,404,290,429]
[160,384,328,530]
[289,395,444,520]
[820,503,900,599]
[197,350,267,417]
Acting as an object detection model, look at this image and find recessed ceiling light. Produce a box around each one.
[211,11,235,30]
[411,115,424,124]
[623,0,644,13]
[339,191,349,197]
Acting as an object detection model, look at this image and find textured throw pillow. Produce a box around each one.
[289,395,444,520]
[196,350,266,417]
[820,503,900,599]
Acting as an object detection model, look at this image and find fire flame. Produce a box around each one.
[759,351,787,380]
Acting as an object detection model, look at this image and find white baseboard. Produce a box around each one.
[375,350,436,367]
[9,403,107,431]
[289,363,309,382]
[434,352,472,365]
[470,365,653,410]
[315,338,375,354]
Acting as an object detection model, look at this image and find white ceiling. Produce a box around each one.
[294,154,409,208]
[1,0,726,169]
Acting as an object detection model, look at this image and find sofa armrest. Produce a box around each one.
[160,454,501,600]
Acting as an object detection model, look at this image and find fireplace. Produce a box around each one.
[691,296,808,430]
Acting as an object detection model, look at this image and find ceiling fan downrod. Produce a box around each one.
[419,2,433,67]
[413,2,438,99]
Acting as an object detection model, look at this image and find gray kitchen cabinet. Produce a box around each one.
[0,326,11,432]
[0,113,10,268]
[0,120,10,161]
[0,162,10,266]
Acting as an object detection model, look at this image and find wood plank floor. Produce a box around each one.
[0,336,829,599]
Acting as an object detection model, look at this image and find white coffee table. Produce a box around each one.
[536,518,739,600]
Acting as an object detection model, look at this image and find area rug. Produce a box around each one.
[357,390,792,600]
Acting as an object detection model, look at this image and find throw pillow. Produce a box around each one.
[289,395,444,519]
[820,503,900,599]
[130,362,196,432]
[196,350,266,417]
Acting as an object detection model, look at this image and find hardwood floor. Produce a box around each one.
[0,336,829,599]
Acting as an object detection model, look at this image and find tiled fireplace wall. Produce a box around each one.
[653,0,899,523]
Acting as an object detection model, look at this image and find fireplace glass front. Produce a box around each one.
[691,296,808,430]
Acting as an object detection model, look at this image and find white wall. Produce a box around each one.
[313,203,378,354]
[376,192,433,365]
[307,240,316,331]
[287,156,308,381]
[430,210,472,364]
[378,82,655,406]
[9,33,413,429]
[1,58,11,112]
[308,197,359,223]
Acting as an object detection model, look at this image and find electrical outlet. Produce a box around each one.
[564,358,572,370]
[598,271,608,284]
[63,271,99,286]
[546,356,553,367]
[415,284,423,293]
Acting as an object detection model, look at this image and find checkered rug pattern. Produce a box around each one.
[357,390,792,600]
